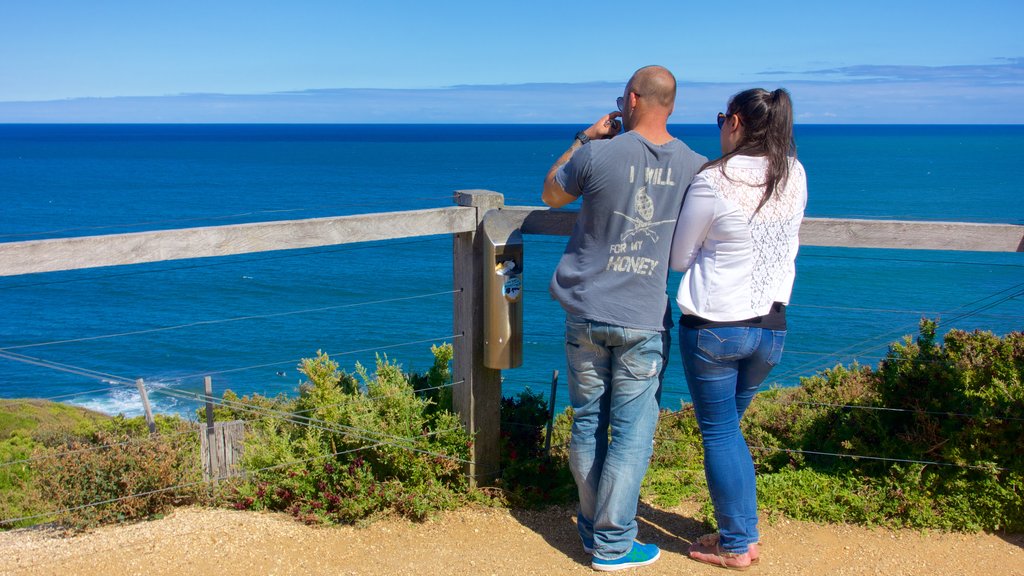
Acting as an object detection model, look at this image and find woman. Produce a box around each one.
[669,88,807,570]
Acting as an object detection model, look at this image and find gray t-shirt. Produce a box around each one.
[550,131,707,331]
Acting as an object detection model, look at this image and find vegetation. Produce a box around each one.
[645,320,1024,532]
[223,345,476,524]
[495,388,574,507]
[2,322,1021,533]
[752,321,1022,531]
[0,399,109,441]
[0,401,201,530]
[32,416,202,530]
[0,400,115,527]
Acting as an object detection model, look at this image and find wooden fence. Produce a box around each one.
[1,189,1021,485]
[200,420,245,481]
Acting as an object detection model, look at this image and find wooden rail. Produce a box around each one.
[1,190,1021,487]
[500,206,1024,252]
[0,207,477,277]
[2,204,1020,279]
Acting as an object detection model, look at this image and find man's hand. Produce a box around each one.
[585,111,622,140]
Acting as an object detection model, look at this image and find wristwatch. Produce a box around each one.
[574,130,591,145]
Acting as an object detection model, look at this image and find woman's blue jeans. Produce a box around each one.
[565,314,667,561]
[679,325,786,554]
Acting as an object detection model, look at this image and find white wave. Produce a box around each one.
[66,379,195,417]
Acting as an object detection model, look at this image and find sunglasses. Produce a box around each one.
[616,96,624,113]
[718,112,743,129]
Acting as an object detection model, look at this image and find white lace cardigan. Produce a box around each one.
[669,154,807,322]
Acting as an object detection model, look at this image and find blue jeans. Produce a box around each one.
[679,325,786,554]
[565,314,667,560]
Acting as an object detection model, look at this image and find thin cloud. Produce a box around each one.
[1,76,1023,124]
[801,58,1024,84]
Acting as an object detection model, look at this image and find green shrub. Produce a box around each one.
[643,405,707,508]
[875,322,1023,472]
[495,388,575,506]
[0,400,119,530]
[0,433,46,529]
[756,467,883,525]
[228,345,474,524]
[649,320,1024,532]
[409,343,455,415]
[31,418,202,530]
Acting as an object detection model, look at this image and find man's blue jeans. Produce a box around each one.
[565,314,666,561]
[679,325,786,555]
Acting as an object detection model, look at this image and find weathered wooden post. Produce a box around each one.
[453,189,505,486]
[198,376,245,481]
[135,378,157,434]
[203,376,219,482]
[200,420,245,481]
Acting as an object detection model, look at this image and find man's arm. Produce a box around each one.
[542,140,584,208]
[542,112,622,209]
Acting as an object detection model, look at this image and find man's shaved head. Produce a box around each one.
[628,65,676,109]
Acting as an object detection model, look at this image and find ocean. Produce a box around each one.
[0,124,1021,418]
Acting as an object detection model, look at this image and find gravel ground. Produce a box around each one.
[0,503,1021,576]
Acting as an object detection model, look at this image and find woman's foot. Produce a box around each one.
[689,533,756,570]
[694,533,760,563]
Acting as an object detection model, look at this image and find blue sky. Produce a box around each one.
[1,0,1022,123]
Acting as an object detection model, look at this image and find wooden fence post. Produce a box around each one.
[198,377,245,482]
[200,420,245,481]
[136,378,156,434]
[204,376,219,482]
[453,189,505,486]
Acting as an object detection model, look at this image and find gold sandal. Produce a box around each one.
[690,533,758,570]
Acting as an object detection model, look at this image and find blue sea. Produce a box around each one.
[0,124,1021,418]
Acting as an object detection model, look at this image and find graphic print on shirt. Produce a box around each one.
[606,165,678,277]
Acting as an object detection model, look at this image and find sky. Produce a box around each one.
[1,0,1022,123]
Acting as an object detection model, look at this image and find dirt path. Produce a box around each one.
[1,503,1021,576]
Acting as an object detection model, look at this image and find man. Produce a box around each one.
[543,65,706,572]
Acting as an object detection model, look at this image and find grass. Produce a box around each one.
[0,399,110,441]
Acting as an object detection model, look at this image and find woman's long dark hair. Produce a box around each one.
[704,88,796,213]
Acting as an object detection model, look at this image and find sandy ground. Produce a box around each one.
[0,502,1021,576]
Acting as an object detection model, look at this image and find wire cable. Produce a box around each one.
[762,398,1024,423]
[172,334,461,380]
[0,383,127,405]
[771,280,1024,383]
[649,434,1010,472]
[0,350,133,385]
[748,445,1009,472]
[152,385,470,460]
[0,290,457,352]
[363,379,461,404]
[788,303,1024,318]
